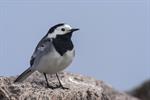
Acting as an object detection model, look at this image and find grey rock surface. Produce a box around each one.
[0,71,139,100]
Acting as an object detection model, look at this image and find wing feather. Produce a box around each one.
[30,34,51,66]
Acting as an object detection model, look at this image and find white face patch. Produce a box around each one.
[48,32,57,39]
[48,24,72,39]
[64,24,72,29]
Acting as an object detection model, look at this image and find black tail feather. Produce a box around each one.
[14,68,34,83]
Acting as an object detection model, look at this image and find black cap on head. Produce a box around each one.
[48,23,65,33]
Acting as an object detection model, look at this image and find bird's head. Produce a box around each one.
[47,23,79,39]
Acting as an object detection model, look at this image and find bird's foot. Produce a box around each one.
[56,84,69,90]
[46,84,55,89]
[46,84,69,90]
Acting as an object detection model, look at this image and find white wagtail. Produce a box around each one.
[14,23,79,89]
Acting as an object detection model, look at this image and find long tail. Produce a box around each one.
[14,67,34,83]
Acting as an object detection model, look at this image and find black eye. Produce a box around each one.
[61,28,65,31]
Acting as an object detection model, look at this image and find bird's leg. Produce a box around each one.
[56,73,69,89]
[43,73,54,89]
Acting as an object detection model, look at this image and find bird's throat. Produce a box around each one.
[52,33,73,56]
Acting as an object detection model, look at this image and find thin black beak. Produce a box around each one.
[70,28,79,32]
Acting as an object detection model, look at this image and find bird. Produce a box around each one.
[14,23,79,89]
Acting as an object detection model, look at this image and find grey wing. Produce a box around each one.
[30,35,52,67]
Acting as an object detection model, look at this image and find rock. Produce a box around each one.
[0,71,139,100]
[128,80,150,100]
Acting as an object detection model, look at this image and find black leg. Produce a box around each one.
[43,73,54,89]
[56,73,68,89]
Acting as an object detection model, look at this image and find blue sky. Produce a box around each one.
[0,0,149,91]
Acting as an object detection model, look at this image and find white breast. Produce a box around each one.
[35,46,75,74]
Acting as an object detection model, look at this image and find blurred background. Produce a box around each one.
[0,0,149,91]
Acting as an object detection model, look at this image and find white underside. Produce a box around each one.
[34,46,74,74]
